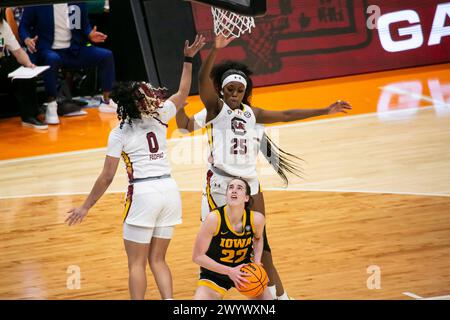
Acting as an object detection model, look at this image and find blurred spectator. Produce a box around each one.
[87,1,111,51]
[0,8,47,129]
[19,2,117,125]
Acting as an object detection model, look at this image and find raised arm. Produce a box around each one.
[253,100,352,124]
[167,35,205,111]
[175,105,195,132]
[176,106,207,133]
[199,35,235,119]
[65,156,119,226]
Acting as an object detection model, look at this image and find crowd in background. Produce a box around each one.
[0,1,115,130]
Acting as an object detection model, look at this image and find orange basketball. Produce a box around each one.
[237,263,269,298]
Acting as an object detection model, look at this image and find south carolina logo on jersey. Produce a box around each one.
[231,117,247,136]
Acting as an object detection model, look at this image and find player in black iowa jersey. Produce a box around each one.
[192,177,271,300]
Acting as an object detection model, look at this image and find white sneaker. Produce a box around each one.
[98,99,118,113]
[45,101,60,124]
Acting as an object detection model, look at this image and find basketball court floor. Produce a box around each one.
[0,63,449,299]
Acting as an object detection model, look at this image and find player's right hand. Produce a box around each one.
[66,207,88,226]
[184,34,206,57]
[227,264,250,289]
[25,36,38,53]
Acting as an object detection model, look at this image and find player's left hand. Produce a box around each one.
[66,207,89,226]
[327,100,352,114]
[184,34,206,58]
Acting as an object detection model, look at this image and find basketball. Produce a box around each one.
[237,263,269,298]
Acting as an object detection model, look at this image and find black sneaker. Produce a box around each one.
[22,117,48,130]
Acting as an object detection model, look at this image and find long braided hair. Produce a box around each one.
[111,81,168,129]
[211,61,304,185]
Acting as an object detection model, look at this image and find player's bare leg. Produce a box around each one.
[124,239,150,300]
[252,192,290,299]
[148,237,173,299]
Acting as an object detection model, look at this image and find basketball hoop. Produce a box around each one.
[211,6,255,38]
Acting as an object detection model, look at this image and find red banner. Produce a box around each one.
[191,0,450,86]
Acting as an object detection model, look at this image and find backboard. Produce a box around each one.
[186,0,267,17]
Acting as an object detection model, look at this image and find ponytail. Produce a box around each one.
[259,132,304,186]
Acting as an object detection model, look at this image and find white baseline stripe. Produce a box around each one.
[420,295,450,300]
[0,105,437,165]
[263,187,450,197]
[267,105,435,131]
[403,292,423,299]
[0,147,107,165]
[0,134,205,166]
[1,187,448,200]
[381,86,450,107]
[403,292,450,300]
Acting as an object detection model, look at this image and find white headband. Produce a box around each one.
[221,74,247,89]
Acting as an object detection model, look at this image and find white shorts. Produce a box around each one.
[123,177,182,228]
[123,223,174,244]
[201,169,260,221]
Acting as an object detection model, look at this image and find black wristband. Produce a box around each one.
[184,56,193,63]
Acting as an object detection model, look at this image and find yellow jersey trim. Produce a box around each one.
[250,210,255,234]
[198,279,227,297]
[212,210,221,236]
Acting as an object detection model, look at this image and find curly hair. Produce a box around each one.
[210,60,254,106]
[111,81,167,129]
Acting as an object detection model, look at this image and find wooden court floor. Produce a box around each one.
[0,64,449,299]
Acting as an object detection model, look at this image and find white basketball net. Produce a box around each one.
[211,7,255,38]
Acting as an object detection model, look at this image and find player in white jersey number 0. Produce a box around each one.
[66,35,206,300]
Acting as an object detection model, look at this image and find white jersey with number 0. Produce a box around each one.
[106,100,176,181]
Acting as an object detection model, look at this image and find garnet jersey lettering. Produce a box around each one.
[106,100,176,180]
[206,101,259,179]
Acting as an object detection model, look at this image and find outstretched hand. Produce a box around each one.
[25,35,38,53]
[214,33,236,49]
[327,100,352,115]
[89,26,107,43]
[65,206,89,226]
[184,34,206,57]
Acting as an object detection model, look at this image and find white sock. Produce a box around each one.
[277,292,289,300]
[165,298,174,300]
[268,285,277,300]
